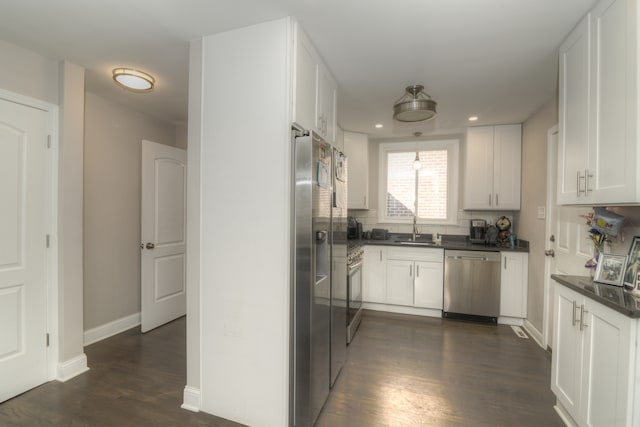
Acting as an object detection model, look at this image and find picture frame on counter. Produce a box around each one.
[623,236,640,288]
[595,253,627,287]
[595,282,625,305]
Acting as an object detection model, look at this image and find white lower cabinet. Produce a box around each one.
[385,259,415,306]
[551,283,636,427]
[363,246,386,304]
[499,252,528,318]
[363,246,443,312]
[414,261,445,309]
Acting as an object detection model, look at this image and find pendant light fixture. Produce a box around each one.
[413,132,422,170]
[393,85,437,122]
[112,68,155,93]
[413,152,422,170]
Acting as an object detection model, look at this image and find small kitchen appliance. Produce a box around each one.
[469,219,487,244]
[347,216,361,239]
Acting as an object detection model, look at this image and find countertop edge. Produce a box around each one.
[357,240,529,253]
[551,274,640,318]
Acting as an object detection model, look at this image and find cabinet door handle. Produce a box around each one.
[409,264,412,277]
[584,169,593,196]
[364,195,367,206]
[580,304,588,331]
[576,171,580,197]
[572,301,578,326]
[380,250,382,262]
[416,265,420,277]
[577,171,586,196]
[489,194,492,206]
[495,194,499,206]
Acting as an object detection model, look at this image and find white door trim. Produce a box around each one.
[542,124,559,350]
[0,87,59,381]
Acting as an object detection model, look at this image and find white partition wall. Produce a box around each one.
[187,18,292,426]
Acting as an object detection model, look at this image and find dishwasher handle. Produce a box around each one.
[446,255,490,261]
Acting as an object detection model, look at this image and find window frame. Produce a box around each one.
[378,139,459,225]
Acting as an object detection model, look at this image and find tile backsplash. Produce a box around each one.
[349,209,518,238]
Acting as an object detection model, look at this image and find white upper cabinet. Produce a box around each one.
[292,23,338,144]
[317,63,337,143]
[463,124,522,210]
[335,126,344,153]
[558,14,591,204]
[558,0,639,205]
[343,131,369,209]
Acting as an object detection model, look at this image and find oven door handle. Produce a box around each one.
[348,261,363,273]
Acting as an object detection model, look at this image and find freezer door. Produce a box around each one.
[292,131,332,426]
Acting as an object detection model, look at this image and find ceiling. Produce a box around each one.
[0,0,596,139]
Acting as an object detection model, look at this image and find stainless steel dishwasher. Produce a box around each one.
[443,250,501,322]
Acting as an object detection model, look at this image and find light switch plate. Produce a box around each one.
[537,206,546,219]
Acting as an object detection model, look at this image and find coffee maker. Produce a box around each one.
[469,219,487,243]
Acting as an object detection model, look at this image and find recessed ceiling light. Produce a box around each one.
[112,68,155,93]
[468,116,479,122]
[375,123,383,128]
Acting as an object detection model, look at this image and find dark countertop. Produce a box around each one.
[353,233,529,253]
[551,274,640,318]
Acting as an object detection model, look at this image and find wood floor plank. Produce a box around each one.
[317,310,563,427]
[0,311,562,426]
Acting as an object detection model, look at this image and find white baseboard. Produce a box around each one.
[57,353,89,382]
[554,401,578,427]
[84,312,141,346]
[498,316,524,326]
[363,302,441,318]
[181,386,201,412]
[523,319,544,349]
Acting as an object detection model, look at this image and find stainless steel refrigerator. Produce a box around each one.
[291,129,347,426]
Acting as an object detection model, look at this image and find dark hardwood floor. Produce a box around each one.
[0,312,562,426]
[0,317,242,427]
[318,311,563,427]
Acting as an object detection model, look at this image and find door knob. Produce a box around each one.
[545,249,555,257]
[145,243,155,250]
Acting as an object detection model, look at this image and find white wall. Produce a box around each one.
[184,38,203,405]
[0,40,58,104]
[57,61,87,373]
[83,92,178,331]
[0,39,87,379]
[515,96,558,333]
[176,123,188,149]
[192,17,292,426]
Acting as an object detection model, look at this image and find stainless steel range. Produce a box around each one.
[347,243,364,343]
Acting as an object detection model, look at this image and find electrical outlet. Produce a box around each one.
[537,206,546,219]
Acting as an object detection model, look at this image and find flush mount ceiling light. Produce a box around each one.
[468,115,479,122]
[112,68,155,93]
[393,85,437,122]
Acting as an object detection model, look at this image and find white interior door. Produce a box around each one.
[0,97,49,402]
[141,140,187,333]
[544,125,594,349]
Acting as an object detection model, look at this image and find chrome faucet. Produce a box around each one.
[412,216,420,241]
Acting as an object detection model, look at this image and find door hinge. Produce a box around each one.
[46,234,50,248]
[46,333,50,347]
[47,135,51,149]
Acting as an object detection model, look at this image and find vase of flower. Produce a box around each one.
[580,208,624,277]
[585,250,601,278]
